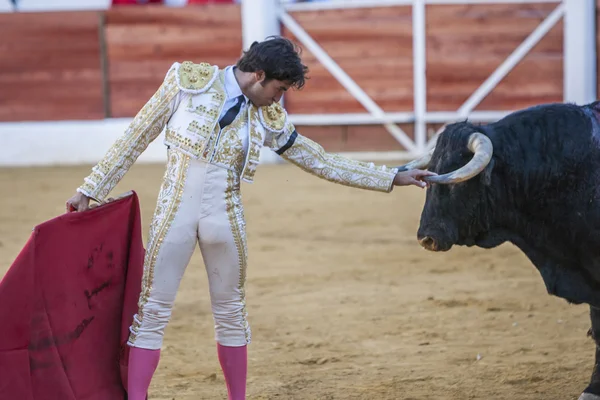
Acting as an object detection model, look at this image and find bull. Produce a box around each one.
[397,101,600,400]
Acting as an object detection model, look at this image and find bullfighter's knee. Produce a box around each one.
[128,296,176,349]
[211,294,251,347]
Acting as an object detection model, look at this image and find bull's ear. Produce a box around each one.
[481,158,495,186]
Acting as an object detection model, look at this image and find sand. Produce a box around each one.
[0,162,593,400]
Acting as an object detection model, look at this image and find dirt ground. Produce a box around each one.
[0,162,594,400]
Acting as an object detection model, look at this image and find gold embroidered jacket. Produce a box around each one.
[77,61,398,202]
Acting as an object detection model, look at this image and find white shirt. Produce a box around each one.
[204,65,249,172]
[218,66,249,158]
[219,66,248,121]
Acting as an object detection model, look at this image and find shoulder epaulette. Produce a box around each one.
[174,61,219,94]
[259,102,287,133]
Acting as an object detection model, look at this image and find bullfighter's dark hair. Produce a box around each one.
[236,36,309,90]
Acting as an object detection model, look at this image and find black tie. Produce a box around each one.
[219,95,244,130]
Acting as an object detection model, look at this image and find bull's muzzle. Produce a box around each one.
[417,233,454,252]
[418,236,438,251]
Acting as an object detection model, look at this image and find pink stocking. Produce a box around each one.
[128,347,161,400]
[217,344,247,400]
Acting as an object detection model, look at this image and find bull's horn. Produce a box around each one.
[396,149,433,172]
[424,132,493,184]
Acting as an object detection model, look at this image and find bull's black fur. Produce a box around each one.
[420,102,600,305]
[417,101,600,397]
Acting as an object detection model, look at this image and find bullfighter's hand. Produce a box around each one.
[89,197,116,210]
[393,169,437,188]
[66,192,90,213]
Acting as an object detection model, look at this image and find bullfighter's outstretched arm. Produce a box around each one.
[266,117,432,192]
[269,124,396,192]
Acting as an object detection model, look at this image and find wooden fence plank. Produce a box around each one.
[0,11,104,121]
[283,3,564,115]
[426,3,563,111]
[283,6,414,114]
[104,4,242,117]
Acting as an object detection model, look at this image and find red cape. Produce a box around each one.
[0,192,145,400]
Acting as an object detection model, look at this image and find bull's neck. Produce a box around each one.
[492,167,598,267]
[494,207,572,268]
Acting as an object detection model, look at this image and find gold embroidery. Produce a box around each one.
[199,70,251,174]
[241,108,265,182]
[166,127,207,155]
[186,120,212,139]
[162,72,228,161]
[211,109,248,174]
[243,162,258,182]
[207,72,226,116]
[128,150,190,345]
[225,170,250,344]
[178,61,217,92]
[278,133,396,193]
[249,147,260,163]
[78,67,180,202]
[201,124,221,160]
[199,73,228,160]
[259,102,286,132]
[186,97,209,116]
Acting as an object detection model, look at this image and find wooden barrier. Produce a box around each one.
[280,2,564,150]
[0,3,594,153]
[0,11,104,121]
[282,3,563,114]
[282,6,414,114]
[104,4,242,118]
[425,3,563,111]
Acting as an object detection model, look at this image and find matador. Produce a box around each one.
[66,37,434,400]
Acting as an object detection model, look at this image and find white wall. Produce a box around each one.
[0,0,111,12]
[0,0,13,12]
[0,0,221,12]
[0,119,285,167]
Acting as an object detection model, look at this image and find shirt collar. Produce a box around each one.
[224,65,248,104]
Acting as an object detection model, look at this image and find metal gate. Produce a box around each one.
[263,0,596,160]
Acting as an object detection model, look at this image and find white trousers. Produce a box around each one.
[127,149,250,349]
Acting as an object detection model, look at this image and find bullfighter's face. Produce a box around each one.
[245,71,291,107]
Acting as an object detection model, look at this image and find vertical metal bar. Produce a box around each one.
[412,0,427,154]
[279,10,417,153]
[563,0,596,104]
[457,3,565,116]
[241,0,281,50]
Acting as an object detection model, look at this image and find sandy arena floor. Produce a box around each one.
[0,162,595,399]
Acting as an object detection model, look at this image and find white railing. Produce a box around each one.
[281,0,563,12]
[266,0,597,159]
[0,0,111,12]
[279,10,417,153]
[0,0,594,166]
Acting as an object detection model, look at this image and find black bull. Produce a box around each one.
[398,101,600,399]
